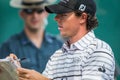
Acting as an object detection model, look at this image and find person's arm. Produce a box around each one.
[17,68,50,80]
[82,49,115,80]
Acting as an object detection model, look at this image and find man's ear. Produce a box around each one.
[79,12,88,24]
[19,10,25,19]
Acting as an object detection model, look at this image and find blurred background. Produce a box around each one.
[0,0,120,79]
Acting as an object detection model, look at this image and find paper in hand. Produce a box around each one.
[0,57,20,80]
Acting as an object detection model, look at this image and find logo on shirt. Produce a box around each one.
[98,65,106,73]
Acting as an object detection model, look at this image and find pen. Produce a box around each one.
[13,58,26,68]
[15,58,26,62]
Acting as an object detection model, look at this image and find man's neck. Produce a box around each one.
[69,30,89,44]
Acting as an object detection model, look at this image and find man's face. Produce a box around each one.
[21,8,47,32]
[54,12,82,38]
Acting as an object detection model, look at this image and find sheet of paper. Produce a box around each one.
[0,59,19,80]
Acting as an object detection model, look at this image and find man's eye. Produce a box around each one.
[61,14,67,17]
[63,14,67,16]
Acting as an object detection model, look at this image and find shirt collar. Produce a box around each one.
[44,32,54,44]
[20,31,30,45]
[20,31,53,45]
[62,31,96,53]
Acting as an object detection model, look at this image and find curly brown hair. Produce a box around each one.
[74,11,98,31]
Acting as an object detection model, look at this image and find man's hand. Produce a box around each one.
[8,53,21,67]
[8,54,49,80]
[17,68,49,80]
[9,54,18,60]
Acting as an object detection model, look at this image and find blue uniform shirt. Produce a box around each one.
[0,31,63,73]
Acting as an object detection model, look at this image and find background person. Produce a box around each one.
[0,0,63,73]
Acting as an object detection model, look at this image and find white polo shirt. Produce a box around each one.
[43,31,115,80]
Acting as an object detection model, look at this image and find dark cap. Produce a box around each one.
[45,0,96,16]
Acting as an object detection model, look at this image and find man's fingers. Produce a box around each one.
[17,68,30,74]
[10,53,18,59]
[19,77,29,80]
[19,74,30,79]
[18,68,31,79]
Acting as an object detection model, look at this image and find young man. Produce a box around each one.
[11,0,115,80]
[0,0,62,73]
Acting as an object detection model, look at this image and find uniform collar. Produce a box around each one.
[20,31,30,45]
[62,31,96,53]
[20,30,53,45]
[44,32,54,44]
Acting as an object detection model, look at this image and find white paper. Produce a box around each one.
[0,58,19,80]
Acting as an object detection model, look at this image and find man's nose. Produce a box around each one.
[54,15,60,22]
[32,12,39,17]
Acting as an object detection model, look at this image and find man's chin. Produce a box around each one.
[27,27,39,33]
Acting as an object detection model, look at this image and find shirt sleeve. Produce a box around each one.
[42,59,53,79]
[42,49,63,79]
[82,48,115,80]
